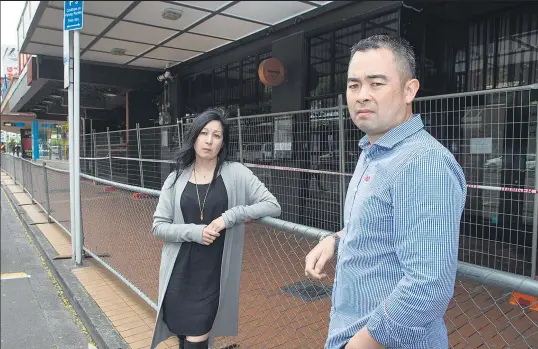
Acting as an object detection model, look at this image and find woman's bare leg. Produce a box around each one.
[184,333,209,349]
[185,333,209,342]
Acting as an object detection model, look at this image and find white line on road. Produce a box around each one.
[0,272,31,280]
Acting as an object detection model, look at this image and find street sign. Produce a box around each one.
[3,122,25,127]
[64,1,84,31]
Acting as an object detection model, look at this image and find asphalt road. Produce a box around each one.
[0,188,92,349]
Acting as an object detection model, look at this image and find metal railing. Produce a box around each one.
[2,152,538,348]
[79,84,538,279]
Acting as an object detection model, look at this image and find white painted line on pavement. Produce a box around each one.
[0,272,31,280]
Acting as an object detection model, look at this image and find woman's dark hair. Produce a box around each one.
[169,108,230,187]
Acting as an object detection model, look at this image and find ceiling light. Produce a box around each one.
[49,94,62,99]
[103,92,117,98]
[42,100,54,104]
[162,8,182,21]
[111,48,126,56]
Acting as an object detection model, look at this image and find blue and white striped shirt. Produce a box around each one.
[326,115,467,349]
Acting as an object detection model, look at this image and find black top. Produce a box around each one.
[162,176,228,337]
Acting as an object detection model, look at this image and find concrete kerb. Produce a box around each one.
[1,178,129,349]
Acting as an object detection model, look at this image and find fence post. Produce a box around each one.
[337,94,345,229]
[106,127,113,180]
[531,125,538,278]
[83,128,87,174]
[13,157,17,183]
[180,118,185,142]
[176,118,182,146]
[136,123,145,188]
[237,108,244,164]
[92,130,98,177]
[43,162,52,223]
[28,162,35,204]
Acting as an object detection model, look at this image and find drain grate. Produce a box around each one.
[280,279,332,302]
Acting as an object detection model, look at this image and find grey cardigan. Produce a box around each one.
[150,161,281,349]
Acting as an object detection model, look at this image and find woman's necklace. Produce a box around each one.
[193,167,212,221]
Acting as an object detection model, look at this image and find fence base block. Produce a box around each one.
[103,186,118,192]
[53,253,111,260]
[509,292,538,311]
[132,193,151,199]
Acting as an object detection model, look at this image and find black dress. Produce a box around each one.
[162,176,228,336]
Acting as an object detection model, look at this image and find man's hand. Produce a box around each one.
[304,235,336,280]
[345,328,384,349]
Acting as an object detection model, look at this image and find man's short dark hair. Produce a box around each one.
[350,34,416,81]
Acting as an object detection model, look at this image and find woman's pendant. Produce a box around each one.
[200,214,203,221]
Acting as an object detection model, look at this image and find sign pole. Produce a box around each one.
[73,29,82,265]
[65,28,76,263]
[64,1,84,265]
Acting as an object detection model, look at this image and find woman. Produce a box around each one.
[150,109,281,349]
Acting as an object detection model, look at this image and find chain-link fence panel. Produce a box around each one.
[45,166,71,233]
[414,86,538,278]
[236,108,344,233]
[29,161,46,209]
[80,176,161,303]
[447,277,538,349]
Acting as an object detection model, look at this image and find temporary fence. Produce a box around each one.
[2,153,538,349]
[79,84,538,279]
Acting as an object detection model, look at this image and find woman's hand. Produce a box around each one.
[208,216,225,233]
[202,226,220,245]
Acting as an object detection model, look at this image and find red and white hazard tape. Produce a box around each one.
[244,163,538,195]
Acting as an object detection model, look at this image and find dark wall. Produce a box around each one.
[271,32,306,112]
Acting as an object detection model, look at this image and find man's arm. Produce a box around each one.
[364,150,466,347]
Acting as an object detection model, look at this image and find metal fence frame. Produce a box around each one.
[3,154,538,300]
[80,83,538,278]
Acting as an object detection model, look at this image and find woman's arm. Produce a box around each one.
[221,164,281,229]
[152,172,205,244]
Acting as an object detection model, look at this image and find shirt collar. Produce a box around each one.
[359,114,424,150]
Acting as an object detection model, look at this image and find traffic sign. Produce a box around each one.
[3,122,25,127]
[64,1,84,31]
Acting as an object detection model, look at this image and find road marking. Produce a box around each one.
[0,272,31,280]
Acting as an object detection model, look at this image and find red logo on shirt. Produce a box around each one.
[364,176,371,182]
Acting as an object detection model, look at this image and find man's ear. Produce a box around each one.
[404,78,420,104]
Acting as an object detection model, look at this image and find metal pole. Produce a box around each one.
[180,118,185,142]
[529,113,538,278]
[28,162,35,203]
[82,110,87,174]
[13,156,17,183]
[237,108,244,164]
[92,130,97,177]
[66,29,76,264]
[136,123,144,188]
[337,94,345,229]
[176,118,181,146]
[74,30,83,265]
[107,127,113,180]
[43,162,52,223]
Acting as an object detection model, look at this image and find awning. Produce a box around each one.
[18,1,333,70]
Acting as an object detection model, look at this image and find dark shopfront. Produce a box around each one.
[168,1,538,276]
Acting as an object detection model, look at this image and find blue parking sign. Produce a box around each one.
[64,1,84,31]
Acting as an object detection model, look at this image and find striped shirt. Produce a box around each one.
[326,115,467,349]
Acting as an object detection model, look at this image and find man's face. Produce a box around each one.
[346,48,418,143]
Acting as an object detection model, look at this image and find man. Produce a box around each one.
[304,35,467,349]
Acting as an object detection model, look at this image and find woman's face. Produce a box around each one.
[194,120,224,161]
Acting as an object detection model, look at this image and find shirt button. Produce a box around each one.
[354,187,358,191]
[345,220,349,224]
